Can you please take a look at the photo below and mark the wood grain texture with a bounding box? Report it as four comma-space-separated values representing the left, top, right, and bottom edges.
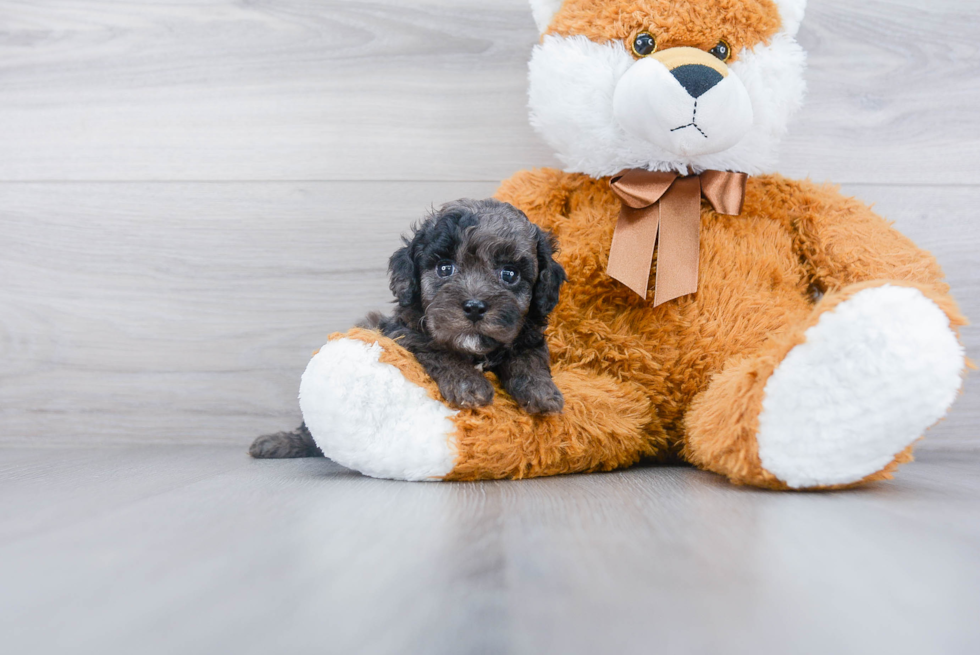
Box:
0, 0, 556, 182
0, 181, 499, 444
0, 0, 977, 183
1, 445, 979, 655
0, 182, 976, 447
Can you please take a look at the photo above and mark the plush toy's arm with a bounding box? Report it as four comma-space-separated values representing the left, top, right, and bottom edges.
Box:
780, 177, 949, 294
494, 168, 582, 231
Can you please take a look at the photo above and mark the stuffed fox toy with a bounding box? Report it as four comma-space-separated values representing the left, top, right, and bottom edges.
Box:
298, 0, 967, 489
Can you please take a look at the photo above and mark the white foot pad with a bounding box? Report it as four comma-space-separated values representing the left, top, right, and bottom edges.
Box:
299, 339, 458, 481
757, 285, 965, 489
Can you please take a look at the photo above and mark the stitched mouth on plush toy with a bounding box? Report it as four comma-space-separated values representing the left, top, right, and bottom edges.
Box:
670, 122, 708, 138
670, 100, 708, 139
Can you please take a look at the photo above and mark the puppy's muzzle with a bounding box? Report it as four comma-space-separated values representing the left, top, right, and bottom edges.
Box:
462, 299, 488, 322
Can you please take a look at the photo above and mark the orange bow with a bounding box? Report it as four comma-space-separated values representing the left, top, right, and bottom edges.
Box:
607, 169, 748, 306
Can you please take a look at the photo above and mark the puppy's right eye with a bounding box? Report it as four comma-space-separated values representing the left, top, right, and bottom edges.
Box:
499, 266, 520, 285
436, 260, 456, 278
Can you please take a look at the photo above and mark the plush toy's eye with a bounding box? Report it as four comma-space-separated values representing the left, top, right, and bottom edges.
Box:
632, 32, 657, 58
708, 40, 732, 62
499, 266, 520, 285
436, 260, 456, 278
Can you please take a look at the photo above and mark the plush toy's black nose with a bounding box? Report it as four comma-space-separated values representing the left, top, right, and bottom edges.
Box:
462, 299, 488, 322
671, 64, 724, 99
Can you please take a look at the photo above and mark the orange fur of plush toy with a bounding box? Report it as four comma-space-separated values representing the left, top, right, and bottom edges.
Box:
337, 327, 666, 481
547, 0, 782, 57
332, 172, 965, 488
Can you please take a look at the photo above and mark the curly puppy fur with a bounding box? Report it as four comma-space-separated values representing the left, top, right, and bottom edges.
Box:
249, 198, 567, 460
249, 423, 321, 459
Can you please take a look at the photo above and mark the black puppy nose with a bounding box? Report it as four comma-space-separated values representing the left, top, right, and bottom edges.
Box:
462, 299, 488, 322
671, 64, 723, 99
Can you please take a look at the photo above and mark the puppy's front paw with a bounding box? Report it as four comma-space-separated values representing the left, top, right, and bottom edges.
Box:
510, 378, 565, 415
437, 373, 495, 409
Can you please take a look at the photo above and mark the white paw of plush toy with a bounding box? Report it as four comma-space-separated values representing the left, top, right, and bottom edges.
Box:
300, 338, 457, 481
756, 285, 964, 489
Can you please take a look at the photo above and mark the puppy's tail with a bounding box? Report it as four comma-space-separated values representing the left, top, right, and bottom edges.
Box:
248, 423, 325, 459
355, 311, 385, 330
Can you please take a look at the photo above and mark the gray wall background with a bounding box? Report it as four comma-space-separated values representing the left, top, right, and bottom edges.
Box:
1, 0, 977, 447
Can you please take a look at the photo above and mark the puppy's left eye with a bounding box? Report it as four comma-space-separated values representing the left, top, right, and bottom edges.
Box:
499, 266, 520, 285
708, 40, 732, 62
436, 260, 456, 278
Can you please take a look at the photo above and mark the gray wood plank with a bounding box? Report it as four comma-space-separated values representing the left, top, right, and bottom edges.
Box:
0, 446, 250, 543
0, 0, 557, 182
0, 181, 499, 444
0, 181, 976, 447
0, 0, 977, 184
0, 445, 978, 655
785, 0, 980, 184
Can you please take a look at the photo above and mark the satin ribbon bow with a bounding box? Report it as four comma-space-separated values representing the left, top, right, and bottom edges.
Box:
607, 169, 748, 306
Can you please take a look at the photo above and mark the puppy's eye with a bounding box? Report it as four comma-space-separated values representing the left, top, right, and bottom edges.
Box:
499, 266, 520, 285
632, 32, 657, 58
436, 260, 456, 278
708, 40, 732, 62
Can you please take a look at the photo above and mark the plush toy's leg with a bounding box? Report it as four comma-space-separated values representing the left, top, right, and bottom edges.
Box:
684, 281, 967, 490
446, 364, 664, 481
300, 329, 665, 481
299, 329, 459, 481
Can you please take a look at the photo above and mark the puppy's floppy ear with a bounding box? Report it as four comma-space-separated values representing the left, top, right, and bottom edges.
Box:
388, 240, 419, 308
531, 225, 567, 319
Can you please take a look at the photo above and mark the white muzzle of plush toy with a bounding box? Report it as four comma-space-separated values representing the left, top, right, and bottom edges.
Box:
613, 47, 754, 158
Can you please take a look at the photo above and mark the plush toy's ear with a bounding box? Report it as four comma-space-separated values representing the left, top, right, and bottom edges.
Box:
531, 225, 568, 320
529, 0, 564, 34
388, 243, 419, 308
772, 0, 806, 37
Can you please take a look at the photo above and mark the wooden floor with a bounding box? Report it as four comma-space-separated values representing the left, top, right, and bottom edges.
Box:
2, 1, 979, 652
1, 445, 979, 655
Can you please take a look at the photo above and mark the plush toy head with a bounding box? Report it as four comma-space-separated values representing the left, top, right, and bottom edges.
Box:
528, 0, 807, 177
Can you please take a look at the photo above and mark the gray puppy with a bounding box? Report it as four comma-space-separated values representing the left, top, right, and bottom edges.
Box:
250, 198, 567, 460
